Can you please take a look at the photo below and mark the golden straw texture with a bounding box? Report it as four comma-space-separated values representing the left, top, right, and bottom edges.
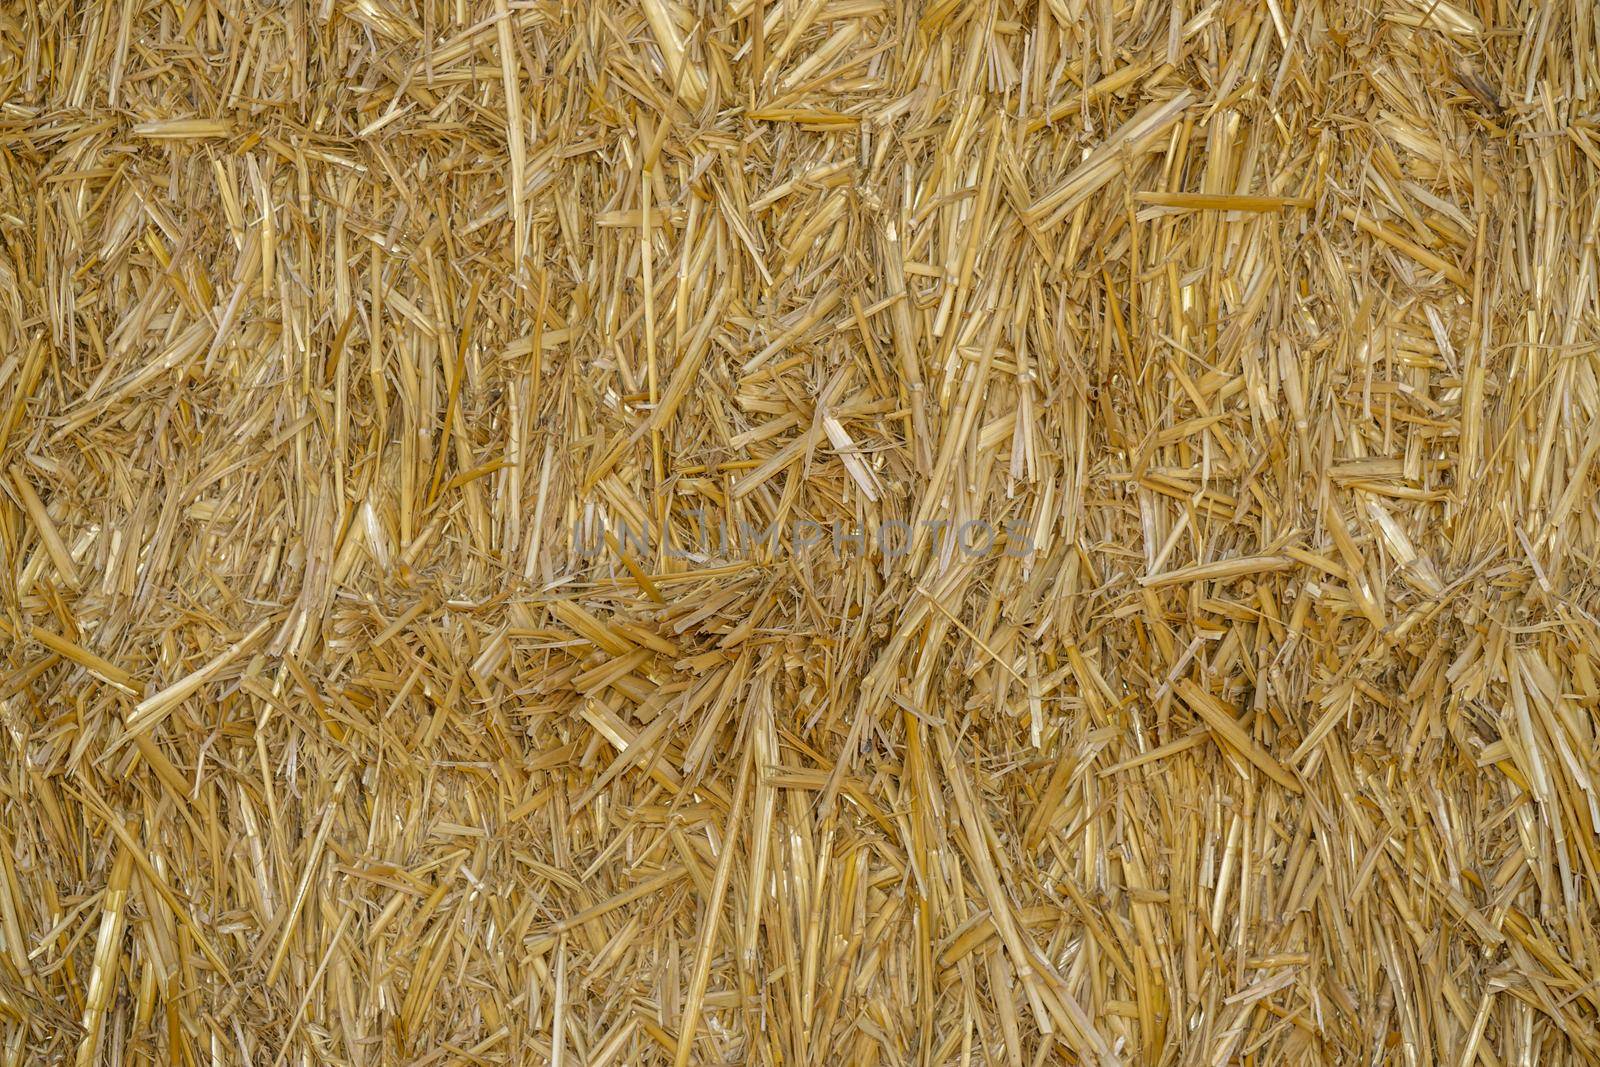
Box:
3, 0, 1600, 1064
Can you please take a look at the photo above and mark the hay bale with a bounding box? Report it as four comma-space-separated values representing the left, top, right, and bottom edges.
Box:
2, 0, 1598, 1063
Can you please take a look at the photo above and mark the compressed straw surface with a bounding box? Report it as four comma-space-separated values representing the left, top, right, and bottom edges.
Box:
3, 0, 1600, 1063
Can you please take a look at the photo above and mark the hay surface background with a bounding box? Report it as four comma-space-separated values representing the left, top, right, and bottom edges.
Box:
3, 0, 1600, 1063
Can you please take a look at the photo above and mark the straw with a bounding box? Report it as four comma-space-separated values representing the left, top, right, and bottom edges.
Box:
3, 0, 1600, 1063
